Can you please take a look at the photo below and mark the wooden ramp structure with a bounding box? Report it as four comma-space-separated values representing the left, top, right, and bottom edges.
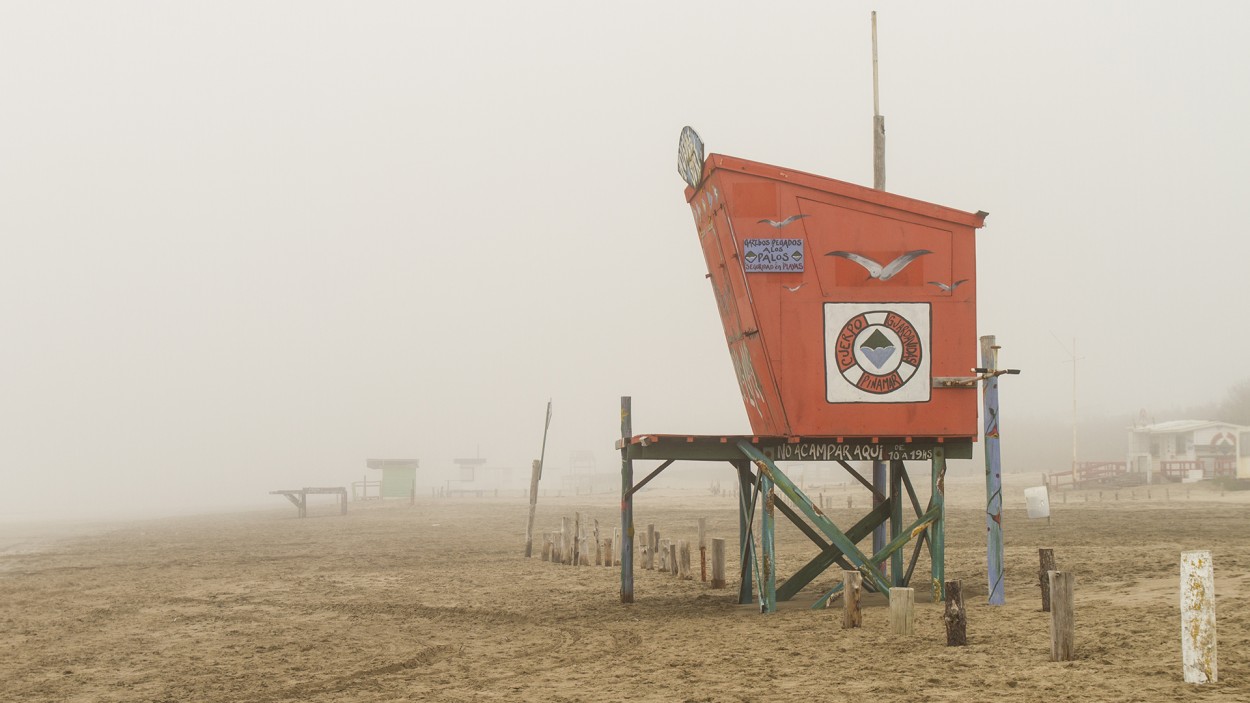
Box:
270, 487, 349, 518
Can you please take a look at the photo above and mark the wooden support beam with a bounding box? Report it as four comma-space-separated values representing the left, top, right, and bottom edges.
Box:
898, 464, 924, 518
736, 460, 757, 605
1049, 571, 1075, 661
737, 441, 892, 597
761, 474, 776, 613
835, 460, 885, 502
944, 580, 966, 646
929, 449, 946, 602
889, 460, 904, 586
624, 459, 676, 498
777, 500, 891, 601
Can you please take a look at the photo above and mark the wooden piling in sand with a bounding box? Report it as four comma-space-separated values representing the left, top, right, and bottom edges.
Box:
541, 533, 551, 561
670, 541, 679, 577
843, 571, 862, 629
573, 512, 581, 566
1180, 551, 1217, 684
561, 517, 571, 565
594, 520, 601, 566
1038, 548, 1056, 612
889, 587, 914, 636
944, 580, 966, 646
698, 518, 707, 582
646, 524, 655, 570
1049, 571, 1075, 661
711, 538, 726, 588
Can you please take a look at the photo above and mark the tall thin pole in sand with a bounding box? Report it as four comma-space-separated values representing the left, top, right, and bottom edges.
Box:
620, 396, 634, 603
523, 400, 552, 557
870, 10, 890, 568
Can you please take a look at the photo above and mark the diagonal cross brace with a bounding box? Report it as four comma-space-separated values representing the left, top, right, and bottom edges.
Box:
736, 441, 893, 597
811, 505, 941, 609
777, 499, 891, 601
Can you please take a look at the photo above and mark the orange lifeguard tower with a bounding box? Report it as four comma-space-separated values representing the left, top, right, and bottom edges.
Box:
617, 128, 991, 610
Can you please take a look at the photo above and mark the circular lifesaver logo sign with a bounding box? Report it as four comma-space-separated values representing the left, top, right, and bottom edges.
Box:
825, 303, 931, 403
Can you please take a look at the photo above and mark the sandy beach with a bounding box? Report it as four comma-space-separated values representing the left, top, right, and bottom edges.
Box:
1, 475, 1246, 702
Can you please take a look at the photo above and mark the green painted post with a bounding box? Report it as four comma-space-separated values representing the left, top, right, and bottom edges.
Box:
761, 473, 776, 613
620, 396, 634, 603
889, 459, 904, 586
736, 460, 756, 605
929, 448, 946, 601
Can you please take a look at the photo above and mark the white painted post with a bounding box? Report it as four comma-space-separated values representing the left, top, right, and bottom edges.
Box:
1180, 551, 1217, 684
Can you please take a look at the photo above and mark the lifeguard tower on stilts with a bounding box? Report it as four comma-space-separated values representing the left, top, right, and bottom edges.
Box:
618, 128, 989, 610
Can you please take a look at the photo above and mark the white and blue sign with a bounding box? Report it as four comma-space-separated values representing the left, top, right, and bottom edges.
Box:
744, 239, 804, 272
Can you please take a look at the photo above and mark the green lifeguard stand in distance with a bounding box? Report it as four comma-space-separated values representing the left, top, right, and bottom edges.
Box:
367, 458, 418, 498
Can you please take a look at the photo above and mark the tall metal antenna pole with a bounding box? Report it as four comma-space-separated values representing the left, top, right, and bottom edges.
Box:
872, 11, 885, 191
869, 10, 888, 570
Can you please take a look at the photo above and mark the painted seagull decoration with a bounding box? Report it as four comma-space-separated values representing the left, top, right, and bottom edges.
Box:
927, 279, 969, 292
758, 214, 809, 229
825, 250, 933, 281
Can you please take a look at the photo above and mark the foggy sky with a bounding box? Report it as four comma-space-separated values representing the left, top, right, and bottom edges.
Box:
3, 2, 1248, 520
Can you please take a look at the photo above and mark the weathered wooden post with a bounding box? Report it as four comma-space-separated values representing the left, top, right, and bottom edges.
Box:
646, 524, 656, 570
698, 518, 707, 582
679, 540, 692, 580
1180, 551, 1217, 684
524, 459, 542, 557
669, 542, 678, 577
842, 571, 862, 629
561, 517, 571, 565
620, 396, 634, 603
1038, 548, 1056, 612
710, 538, 726, 588
573, 512, 581, 566
1049, 571, 1075, 661
604, 538, 614, 567
944, 580, 966, 646
594, 519, 602, 566
889, 587, 915, 636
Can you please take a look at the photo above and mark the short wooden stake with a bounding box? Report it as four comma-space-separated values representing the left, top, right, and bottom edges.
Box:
1048, 571, 1075, 661
944, 580, 966, 646
594, 519, 602, 565
679, 540, 692, 580
698, 518, 708, 583
646, 524, 655, 570
541, 533, 551, 561
669, 542, 678, 576
1039, 548, 1056, 612
889, 587, 915, 636
842, 571, 862, 629
710, 538, 726, 588
1180, 551, 1217, 684
573, 512, 581, 566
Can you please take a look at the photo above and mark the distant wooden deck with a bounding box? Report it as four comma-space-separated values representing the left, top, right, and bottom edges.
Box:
270, 487, 348, 517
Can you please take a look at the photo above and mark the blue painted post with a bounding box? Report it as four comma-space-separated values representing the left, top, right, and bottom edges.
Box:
761, 473, 776, 613
981, 336, 1005, 605
620, 396, 634, 603
873, 459, 887, 573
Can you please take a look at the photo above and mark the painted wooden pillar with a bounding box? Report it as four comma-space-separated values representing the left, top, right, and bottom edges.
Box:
620, 396, 634, 603
761, 473, 776, 613
889, 459, 904, 587
929, 448, 946, 601
981, 335, 1005, 605
872, 459, 887, 571
736, 460, 756, 606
